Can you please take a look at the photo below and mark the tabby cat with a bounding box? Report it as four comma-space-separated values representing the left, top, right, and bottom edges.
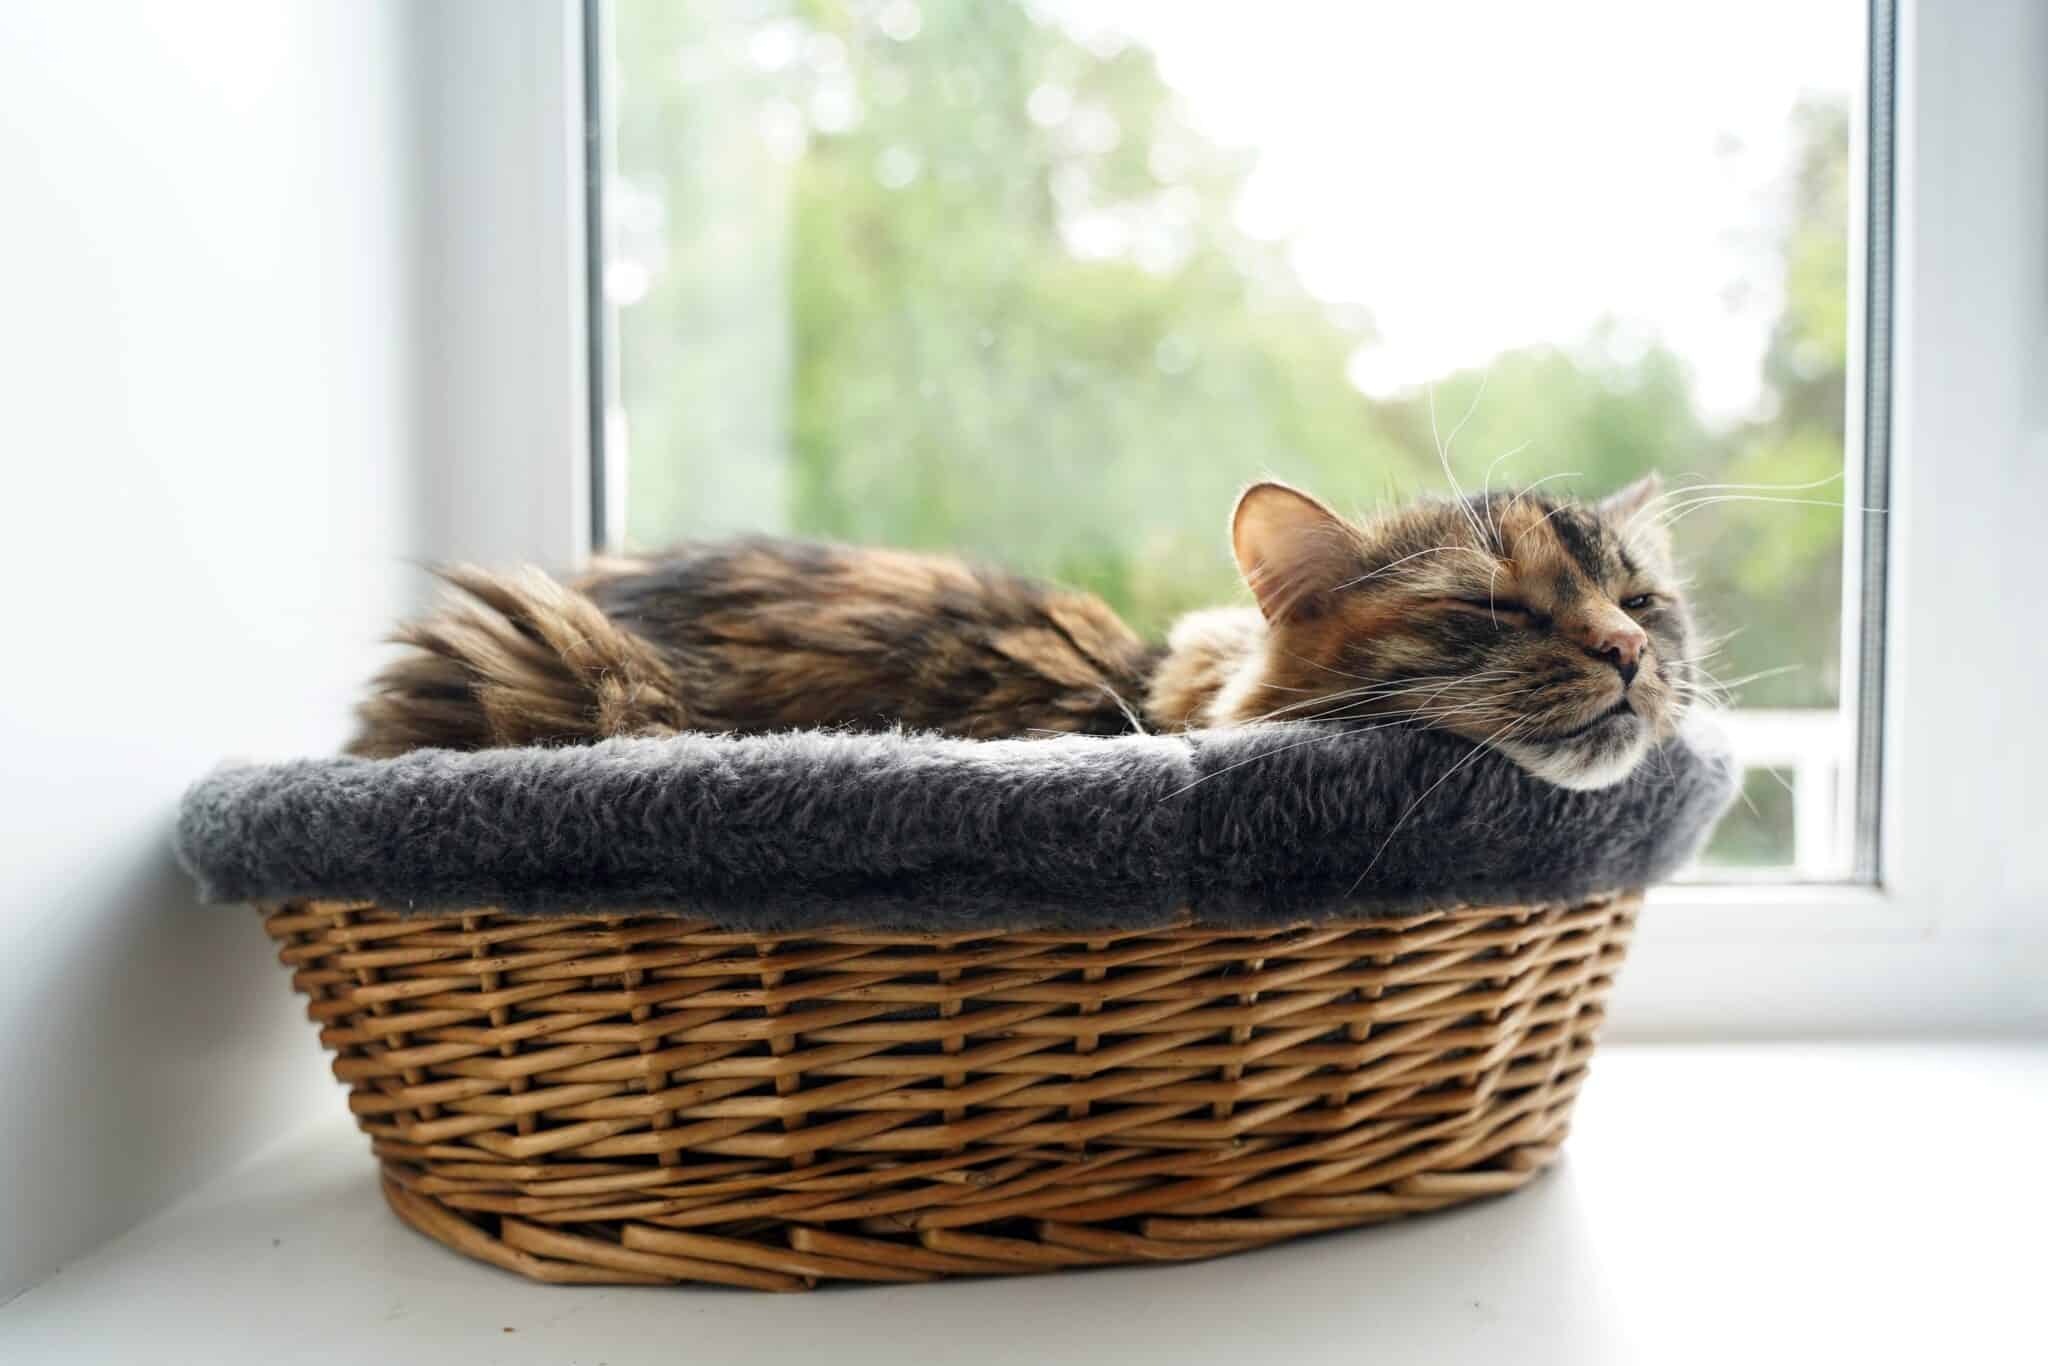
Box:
349, 477, 1693, 790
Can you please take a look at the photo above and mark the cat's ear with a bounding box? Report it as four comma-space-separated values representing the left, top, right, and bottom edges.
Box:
1599, 473, 1662, 523
1600, 473, 1672, 556
1230, 481, 1362, 622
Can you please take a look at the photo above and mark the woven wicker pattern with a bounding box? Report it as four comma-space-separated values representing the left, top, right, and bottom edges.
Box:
263, 894, 1636, 1290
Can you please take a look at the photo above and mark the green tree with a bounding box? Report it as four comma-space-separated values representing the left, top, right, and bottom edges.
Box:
616, 0, 1437, 630
1699, 97, 1852, 710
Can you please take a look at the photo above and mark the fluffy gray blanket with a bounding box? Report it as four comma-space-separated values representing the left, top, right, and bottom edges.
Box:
175, 722, 1735, 932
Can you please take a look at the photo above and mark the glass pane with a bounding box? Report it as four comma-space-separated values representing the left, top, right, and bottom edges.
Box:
603, 0, 1863, 880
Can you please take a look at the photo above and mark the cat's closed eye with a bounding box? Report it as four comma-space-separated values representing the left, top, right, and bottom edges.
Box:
1452, 597, 1552, 628
1620, 593, 1655, 611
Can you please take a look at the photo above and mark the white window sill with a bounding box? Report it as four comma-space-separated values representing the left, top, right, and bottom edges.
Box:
5, 1043, 2040, 1364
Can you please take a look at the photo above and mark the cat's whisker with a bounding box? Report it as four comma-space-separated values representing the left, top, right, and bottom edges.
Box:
1161, 679, 1547, 798
1731, 775, 1766, 823
1280, 651, 1509, 687
1332, 544, 1495, 592
1302, 680, 1545, 729
1646, 493, 1884, 534
1666, 656, 1800, 712
1306, 708, 1504, 732
1249, 682, 1485, 724
1427, 384, 1497, 552
1258, 671, 1523, 718
1302, 684, 1531, 716
1286, 670, 1518, 697
1302, 675, 1539, 711
1156, 711, 1483, 799
1682, 664, 1799, 692
1755, 766, 1798, 806
1663, 629, 1741, 665
1503, 471, 1585, 528
1319, 712, 1519, 735
1442, 371, 1492, 463
1253, 688, 1492, 726
1347, 715, 1539, 892
1478, 441, 1533, 543
1625, 471, 1845, 531
1646, 734, 1682, 785
1155, 732, 1350, 799
1095, 683, 1149, 735
1507, 491, 1586, 555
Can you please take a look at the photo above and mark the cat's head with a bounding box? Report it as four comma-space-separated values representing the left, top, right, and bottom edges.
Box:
1223, 477, 1694, 789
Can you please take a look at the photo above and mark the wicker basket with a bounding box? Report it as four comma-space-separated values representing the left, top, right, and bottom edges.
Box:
262, 891, 1635, 1290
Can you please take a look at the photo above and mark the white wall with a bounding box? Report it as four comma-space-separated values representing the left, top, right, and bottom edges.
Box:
0, 1, 424, 1299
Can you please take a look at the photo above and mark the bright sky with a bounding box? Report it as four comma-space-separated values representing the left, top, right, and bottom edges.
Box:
1042, 0, 1859, 420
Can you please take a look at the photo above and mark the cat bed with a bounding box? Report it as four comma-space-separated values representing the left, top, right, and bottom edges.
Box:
177, 721, 1734, 1290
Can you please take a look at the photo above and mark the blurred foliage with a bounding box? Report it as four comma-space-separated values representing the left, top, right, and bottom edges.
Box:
1705, 767, 1800, 869
613, 0, 1850, 710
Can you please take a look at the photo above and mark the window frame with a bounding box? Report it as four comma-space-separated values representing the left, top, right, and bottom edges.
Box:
1847, 0, 1895, 890
465, 0, 2048, 1033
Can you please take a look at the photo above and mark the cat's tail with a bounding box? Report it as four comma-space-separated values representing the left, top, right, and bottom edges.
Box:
345, 565, 688, 758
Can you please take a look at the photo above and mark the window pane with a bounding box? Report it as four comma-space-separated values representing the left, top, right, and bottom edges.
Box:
603, 0, 1863, 879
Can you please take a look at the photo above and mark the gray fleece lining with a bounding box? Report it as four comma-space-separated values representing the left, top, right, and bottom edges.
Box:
174, 721, 1736, 932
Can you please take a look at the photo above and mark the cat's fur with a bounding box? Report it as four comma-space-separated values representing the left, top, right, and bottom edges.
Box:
349, 478, 1693, 790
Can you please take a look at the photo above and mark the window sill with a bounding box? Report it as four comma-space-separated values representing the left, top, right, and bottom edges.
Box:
5, 1044, 2041, 1363
1645, 881, 1907, 939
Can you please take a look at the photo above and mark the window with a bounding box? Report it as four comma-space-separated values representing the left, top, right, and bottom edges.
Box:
592, 0, 1883, 882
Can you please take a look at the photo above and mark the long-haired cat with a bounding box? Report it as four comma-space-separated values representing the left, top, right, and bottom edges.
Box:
350, 477, 1693, 790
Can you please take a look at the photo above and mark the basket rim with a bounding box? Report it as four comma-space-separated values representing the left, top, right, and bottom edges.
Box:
179, 721, 1734, 933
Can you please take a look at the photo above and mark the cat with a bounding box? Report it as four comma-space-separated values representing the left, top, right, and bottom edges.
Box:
348, 476, 1694, 790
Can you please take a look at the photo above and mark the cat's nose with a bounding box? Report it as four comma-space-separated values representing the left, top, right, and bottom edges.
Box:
1574, 619, 1647, 685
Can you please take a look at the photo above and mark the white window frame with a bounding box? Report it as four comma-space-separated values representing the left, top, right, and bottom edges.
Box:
412, 0, 595, 571
439, 0, 2048, 1036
